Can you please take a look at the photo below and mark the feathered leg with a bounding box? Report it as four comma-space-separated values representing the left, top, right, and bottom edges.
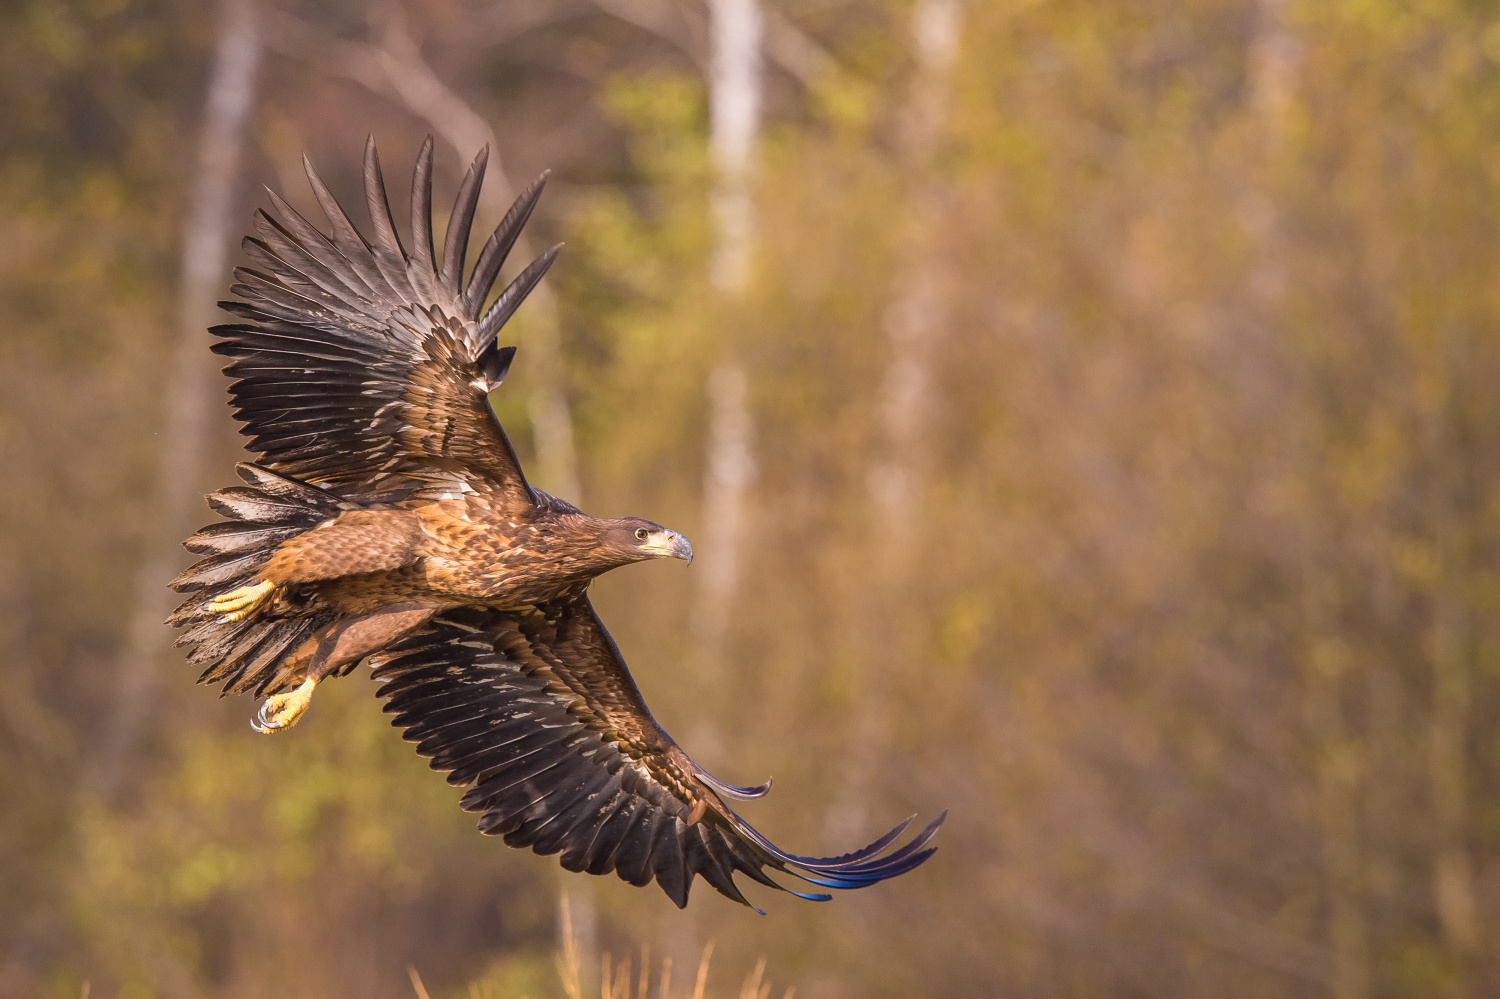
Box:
251, 602, 437, 733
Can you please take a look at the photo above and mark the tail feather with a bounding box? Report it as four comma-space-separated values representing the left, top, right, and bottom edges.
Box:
207, 488, 332, 524
235, 461, 345, 501
234, 617, 320, 684
171, 550, 277, 592
170, 463, 341, 696
210, 618, 317, 695
184, 521, 305, 556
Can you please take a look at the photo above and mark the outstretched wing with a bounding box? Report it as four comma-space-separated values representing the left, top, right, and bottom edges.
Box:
370, 601, 944, 908
213, 135, 557, 506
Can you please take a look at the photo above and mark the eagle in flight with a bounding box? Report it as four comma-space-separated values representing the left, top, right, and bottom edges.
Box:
168, 138, 943, 908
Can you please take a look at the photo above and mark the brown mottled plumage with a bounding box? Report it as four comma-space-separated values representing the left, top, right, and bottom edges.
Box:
167, 137, 943, 908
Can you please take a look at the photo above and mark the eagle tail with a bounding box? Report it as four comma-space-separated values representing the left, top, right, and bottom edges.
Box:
167, 463, 342, 696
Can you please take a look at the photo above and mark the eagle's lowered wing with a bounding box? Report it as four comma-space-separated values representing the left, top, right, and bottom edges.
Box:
370, 602, 944, 908
212, 136, 555, 507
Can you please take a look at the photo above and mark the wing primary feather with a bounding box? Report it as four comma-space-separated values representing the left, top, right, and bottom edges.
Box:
558, 787, 630, 872
783, 812, 943, 874
302, 153, 392, 301
815, 817, 946, 876
708, 828, 787, 892
510, 767, 615, 854
613, 810, 663, 888
461, 170, 550, 317
474, 244, 562, 345
531, 771, 624, 854
440, 145, 488, 294
580, 796, 646, 875
261, 190, 374, 303
785, 815, 919, 870
409, 136, 438, 287
779, 886, 836, 902
362, 137, 414, 297
684, 826, 755, 909
651, 819, 691, 907
240, 233, 376, 328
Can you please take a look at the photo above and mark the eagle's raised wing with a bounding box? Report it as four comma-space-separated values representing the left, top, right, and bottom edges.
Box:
212, 136, 555, 507
371, 602, 945, 908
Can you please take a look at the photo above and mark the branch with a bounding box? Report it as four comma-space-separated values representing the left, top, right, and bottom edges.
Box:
591, 0, 840, 87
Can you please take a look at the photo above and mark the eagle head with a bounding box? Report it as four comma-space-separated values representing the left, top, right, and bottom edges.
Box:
602, 517, 694, 565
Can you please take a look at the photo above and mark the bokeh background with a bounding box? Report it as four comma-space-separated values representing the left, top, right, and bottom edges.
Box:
5, 0, 1500, 996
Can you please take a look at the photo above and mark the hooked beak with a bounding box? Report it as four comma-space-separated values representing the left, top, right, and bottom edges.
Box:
641, 530, 694, 564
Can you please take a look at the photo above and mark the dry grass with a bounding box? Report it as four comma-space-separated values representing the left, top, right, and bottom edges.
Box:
546, 896, 790, 999
407, 896, 793, 999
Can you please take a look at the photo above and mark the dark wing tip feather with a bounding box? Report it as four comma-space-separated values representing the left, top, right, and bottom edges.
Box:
439, 144, 490, 294
362, 137, 417, 296
363, 137, 403, 253
726, 808, 946, 896
410, 136, 437, 279
473, 243, 562, 346
301, 152, 366, 253
461, 169, 552, 318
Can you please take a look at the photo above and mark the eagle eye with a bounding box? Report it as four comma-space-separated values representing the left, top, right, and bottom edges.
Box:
634, 527, 650, 541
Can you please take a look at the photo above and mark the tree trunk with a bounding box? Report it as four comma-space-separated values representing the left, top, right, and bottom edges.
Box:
89, 0, 263, 800
831, 0, 962, 843
867, 0, 960, 567
692, 0, 763, 665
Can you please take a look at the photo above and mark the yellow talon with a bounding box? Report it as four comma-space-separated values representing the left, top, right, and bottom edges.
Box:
252, 677, 318, 734
205, 579, 275, 621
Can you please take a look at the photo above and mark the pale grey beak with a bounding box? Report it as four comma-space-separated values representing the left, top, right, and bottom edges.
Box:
639, 530, 694, 564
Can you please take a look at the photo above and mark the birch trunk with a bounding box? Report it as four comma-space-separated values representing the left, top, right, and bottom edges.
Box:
89, 0, 262, 799
692, 0, 763, 663
833, 0, 961, 839
867, 0, 960, 567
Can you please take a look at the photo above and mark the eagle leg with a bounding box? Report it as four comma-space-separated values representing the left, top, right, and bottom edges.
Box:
250, 602, 437, 734
252, 676, 318, 733
205, 579, 276, 622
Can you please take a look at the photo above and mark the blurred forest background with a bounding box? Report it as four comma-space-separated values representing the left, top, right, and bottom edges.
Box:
4, 0, 1500, 996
